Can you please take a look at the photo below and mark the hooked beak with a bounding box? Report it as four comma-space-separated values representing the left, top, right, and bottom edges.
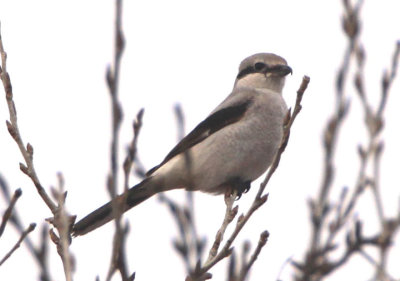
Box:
279, 65, 293, 76
265, 65, 293, 77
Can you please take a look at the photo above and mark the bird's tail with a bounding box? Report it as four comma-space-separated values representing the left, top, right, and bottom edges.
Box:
72, 178, 157, 236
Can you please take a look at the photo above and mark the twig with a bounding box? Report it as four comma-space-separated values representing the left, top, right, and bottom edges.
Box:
302, 2, 360, 274
313, 0, 362, 220
108, 109, 143, 281
377, 41, 400, 117
0, 24, 57, 213
0, 175, 52, 281
352, 40, 400, 280
1, 22, 74, 280
123, 109, 144, 191
174, 103, 186, 140
159, 193, 206, 274
104, 1, 135, 280
0, 223, 36, 266
359, 249, 397, 281
47, 174, 74, 281
276, 257, 293, 281
0, 188, 22, 237
226, 241, 250, 281
205, 190, 238, 265
105, 0, 125, 240
106, 0, 125, 199
257, 75, 309, 198
294, 2, 400, 280
293, 2, 361, 279
160, 104, 206, 274
105, 0, 125, 218
238, 230, 270, 281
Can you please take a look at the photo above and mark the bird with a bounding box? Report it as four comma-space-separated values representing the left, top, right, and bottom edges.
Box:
72, 53, 292, 236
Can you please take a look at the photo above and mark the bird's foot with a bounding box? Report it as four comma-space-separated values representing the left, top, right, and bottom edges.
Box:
228, 177, 251, 200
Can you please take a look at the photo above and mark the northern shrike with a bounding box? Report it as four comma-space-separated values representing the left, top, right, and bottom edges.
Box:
73, 53, 292, 236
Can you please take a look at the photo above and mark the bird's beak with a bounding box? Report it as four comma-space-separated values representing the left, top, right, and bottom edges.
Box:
265, 65, 293, 77
280, 65, 293, 76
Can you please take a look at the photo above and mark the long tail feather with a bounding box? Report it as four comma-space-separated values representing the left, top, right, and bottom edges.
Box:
73, 178, 156, 236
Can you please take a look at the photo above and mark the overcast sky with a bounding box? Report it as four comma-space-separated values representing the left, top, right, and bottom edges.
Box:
0, 1, 399, 280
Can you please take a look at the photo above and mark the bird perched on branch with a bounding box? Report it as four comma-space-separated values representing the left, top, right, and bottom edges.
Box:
73, 53, 292, 236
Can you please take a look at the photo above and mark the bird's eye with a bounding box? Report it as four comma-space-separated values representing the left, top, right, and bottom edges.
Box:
254, 62, 266, 71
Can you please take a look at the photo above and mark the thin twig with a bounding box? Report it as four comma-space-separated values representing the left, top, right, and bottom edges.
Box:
104, 1, 135, 280
106, 0, 125, 241
205, 190, 238, 265
0, 23, 56, 213
0, 188, 22, 237
1, 22, 74, 280
359, 249, 396, 281
0, 223, 36, 266
294, 2, 400, 280
106, 0, 125, 199
299, 3, 361, 274
294, 2, 361, 279
160, 193, 205, 274
352, 41, 400, 280
377, 41, 400, 117
238, 230, 269, 281
0, 175, 52, 281
53, 174, 74, 281
159, 104, 206, 275
123, 109, 144, 191
257, 76, 309, 198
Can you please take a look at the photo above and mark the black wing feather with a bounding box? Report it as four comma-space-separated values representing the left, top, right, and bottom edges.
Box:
146, 99, 253, 176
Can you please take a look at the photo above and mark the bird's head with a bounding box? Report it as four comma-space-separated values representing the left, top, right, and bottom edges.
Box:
234, 53, 292, 93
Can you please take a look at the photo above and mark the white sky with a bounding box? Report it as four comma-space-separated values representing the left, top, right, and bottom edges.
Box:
0, 0, 399, 280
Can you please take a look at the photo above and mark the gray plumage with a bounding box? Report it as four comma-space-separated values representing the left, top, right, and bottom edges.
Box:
73, 53, 291, 236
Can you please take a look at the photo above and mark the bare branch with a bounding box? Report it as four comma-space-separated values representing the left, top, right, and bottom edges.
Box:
1, 22, 76, 280
0, 175, 52, 281
0, 188, 21, 237
378, 41, 400, 117
205, 190, 238, 265
294, 2, 400, 280
160, 105, 206, 275
47, 174, 75, 281
104, 1, 135, 280
0, 23, 56, 213
257, 75, 310, 198
0, 223, 36, 266
123, 109, 144, 191
238, 230, 269, 281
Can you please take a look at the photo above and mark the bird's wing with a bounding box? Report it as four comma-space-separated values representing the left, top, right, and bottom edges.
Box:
146, 98, 253, 176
